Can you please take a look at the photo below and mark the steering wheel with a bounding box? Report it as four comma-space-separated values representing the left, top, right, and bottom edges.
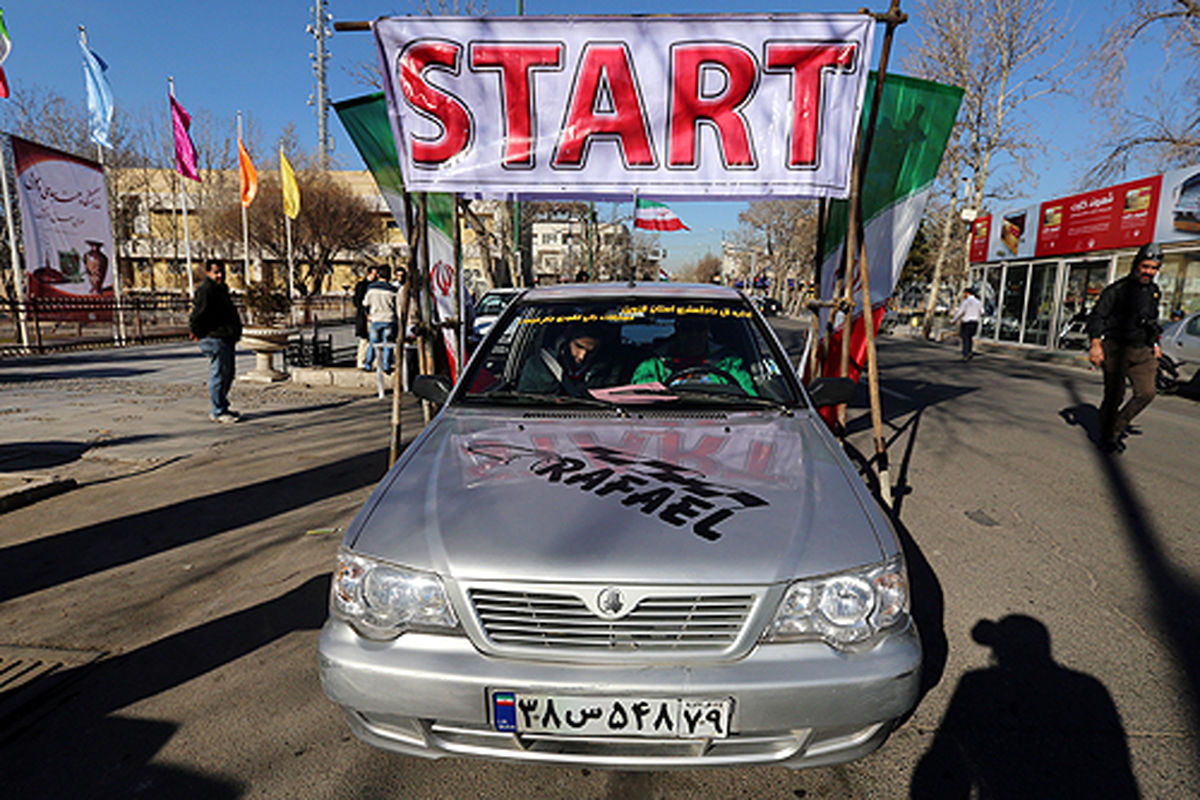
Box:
664, 365, 745, 393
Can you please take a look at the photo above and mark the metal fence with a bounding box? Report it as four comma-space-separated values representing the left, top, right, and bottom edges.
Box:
0, 294, 354, 358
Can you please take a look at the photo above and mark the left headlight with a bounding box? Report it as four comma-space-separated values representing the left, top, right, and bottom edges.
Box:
331, 549, 459, 640
763, 558, 910, 650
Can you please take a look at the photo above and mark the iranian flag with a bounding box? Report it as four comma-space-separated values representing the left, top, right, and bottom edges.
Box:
635, 198, 688, 231
0, 9, 12, 99
811, 73, 962, 424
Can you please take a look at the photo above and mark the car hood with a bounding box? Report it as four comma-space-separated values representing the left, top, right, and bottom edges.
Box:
348, 409, 891, 585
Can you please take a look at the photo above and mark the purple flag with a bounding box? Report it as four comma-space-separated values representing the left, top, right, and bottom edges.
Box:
170, 95, 199, 182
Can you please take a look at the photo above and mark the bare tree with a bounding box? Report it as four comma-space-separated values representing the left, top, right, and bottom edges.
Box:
679, 252, 722, 284
1088, 0, 1200, 181
905, 0, 1076, 336
736, 199, 818, 310
207, 165, 377, 296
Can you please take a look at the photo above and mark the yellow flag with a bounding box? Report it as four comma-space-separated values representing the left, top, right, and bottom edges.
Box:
280, 148, 300, 219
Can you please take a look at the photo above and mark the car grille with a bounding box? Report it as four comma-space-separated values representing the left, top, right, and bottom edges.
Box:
467, 587, 755, 652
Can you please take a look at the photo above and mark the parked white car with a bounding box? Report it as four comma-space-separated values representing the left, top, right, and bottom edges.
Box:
1158, 309, 1200, 393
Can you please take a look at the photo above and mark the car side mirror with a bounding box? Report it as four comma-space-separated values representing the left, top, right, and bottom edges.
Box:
806, 377, 857, 407
412, 374, 451, 405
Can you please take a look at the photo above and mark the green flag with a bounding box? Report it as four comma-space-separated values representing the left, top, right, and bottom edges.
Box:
334, 92, 410, 237
820, 72, 963, 308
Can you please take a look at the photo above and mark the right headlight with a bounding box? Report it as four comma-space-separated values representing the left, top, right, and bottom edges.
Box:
763, 558, 910, 650
331, 549, 459, 641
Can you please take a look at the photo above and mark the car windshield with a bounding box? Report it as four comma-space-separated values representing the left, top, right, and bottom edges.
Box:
477, 291, 516, 316
460, 294, 799, 407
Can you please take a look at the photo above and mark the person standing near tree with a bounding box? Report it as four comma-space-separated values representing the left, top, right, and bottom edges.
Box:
189, 261, 243, 423
363, 265, 398, 374
950, 287, 984, 361
1087, 242, 1164, 454
352, 264, 378, 369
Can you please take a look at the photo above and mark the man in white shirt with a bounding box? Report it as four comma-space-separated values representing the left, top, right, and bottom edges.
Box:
951, 287, 985, 361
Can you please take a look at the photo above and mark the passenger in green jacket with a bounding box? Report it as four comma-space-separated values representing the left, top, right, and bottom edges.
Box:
632, 315, 757, 396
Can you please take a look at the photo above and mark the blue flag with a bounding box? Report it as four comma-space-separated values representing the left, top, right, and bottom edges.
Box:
79, 31, 112, 149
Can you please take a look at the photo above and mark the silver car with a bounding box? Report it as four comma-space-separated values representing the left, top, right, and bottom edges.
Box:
319, 283, 920, 769
1158, 309, 1200, 393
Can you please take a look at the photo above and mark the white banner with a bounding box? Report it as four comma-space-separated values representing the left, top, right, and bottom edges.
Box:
12, 136, 115, 299
374, 15, 875, 200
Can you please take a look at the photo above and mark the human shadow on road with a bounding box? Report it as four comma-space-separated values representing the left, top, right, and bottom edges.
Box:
1062, 379, 1200, 768
910, 615, 1138, 799
0, 575, 329, 798
0, 447, 386, 603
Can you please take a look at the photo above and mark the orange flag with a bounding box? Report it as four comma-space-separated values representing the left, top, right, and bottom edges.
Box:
238, 137, 258, 207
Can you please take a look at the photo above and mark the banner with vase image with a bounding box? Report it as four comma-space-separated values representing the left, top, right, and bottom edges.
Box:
12, 135, 115, 307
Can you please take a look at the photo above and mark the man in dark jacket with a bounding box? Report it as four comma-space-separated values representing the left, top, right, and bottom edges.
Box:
1087, 242, 1163, 453
189, 261, 243, 423
352, 264, 378, 368
518, 323, 617, 397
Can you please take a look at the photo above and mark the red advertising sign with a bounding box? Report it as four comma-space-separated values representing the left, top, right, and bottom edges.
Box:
969, 215, 991, 263
1035, 175, 1162, 257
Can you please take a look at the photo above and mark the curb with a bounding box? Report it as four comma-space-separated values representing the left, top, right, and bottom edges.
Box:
0, 475, 79, 514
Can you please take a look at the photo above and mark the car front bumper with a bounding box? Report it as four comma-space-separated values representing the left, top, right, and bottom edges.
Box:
318, 619, 921, 770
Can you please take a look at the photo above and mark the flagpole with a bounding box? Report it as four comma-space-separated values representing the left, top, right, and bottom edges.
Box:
238, 110, 250, 289
452, 193, 464, 376
82, 24, 124, 345
169, 78, 195, 299
285, 214, 294, 301
0, 135, 28, 348
630, 188, 638, 283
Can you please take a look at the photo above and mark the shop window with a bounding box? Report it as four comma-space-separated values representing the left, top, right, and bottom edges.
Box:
1023, 263, 1055, 346
980, 267, 1001, 339
999, 264, 1027, 342
1057, 260, 1108, 350
1158, 250, 1200, 317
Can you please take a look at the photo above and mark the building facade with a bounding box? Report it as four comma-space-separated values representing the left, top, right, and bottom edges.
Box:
967, 165, 1200, 351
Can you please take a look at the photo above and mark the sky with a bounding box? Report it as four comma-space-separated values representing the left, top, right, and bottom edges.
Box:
1, 0, 1183, 271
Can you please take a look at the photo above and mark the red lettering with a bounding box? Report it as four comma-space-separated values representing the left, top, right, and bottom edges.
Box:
398, 40, 472, 166
471, 43, 563, 168
553, 43, 655, 169
668, 44, 758, 168
764, 43, 857, 168
660, 433, 725, 476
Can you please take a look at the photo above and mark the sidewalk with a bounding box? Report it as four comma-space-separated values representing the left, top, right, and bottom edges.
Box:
0, 335, 426, 512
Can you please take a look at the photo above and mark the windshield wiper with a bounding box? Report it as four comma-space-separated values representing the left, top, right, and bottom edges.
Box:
466, 390, 629, 415
663, 387, 792, 412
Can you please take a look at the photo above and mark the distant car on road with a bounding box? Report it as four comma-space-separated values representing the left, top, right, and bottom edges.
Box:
754, 295, 783, 316
1158, 309, 1200, 393
473, 288, 521, 341
319, 282, 919, 771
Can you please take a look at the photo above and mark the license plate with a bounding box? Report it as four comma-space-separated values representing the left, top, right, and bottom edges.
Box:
490, 692, 731, 738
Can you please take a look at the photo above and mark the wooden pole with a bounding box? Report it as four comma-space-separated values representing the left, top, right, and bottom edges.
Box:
418, 192, 435, 424
390, 279, 411, 467
0, 135, 29, 348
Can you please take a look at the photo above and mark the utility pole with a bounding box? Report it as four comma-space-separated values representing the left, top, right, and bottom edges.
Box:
308, 0, 333, 168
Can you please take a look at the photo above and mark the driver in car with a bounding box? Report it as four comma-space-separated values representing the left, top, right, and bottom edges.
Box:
518, 322, 618, 397
631, 315, 757, 395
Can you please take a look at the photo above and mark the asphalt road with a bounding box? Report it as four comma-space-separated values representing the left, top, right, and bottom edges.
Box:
0, 325, 1197, 798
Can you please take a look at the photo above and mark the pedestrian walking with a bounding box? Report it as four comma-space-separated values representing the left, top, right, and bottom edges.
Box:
352, 264, 378, 369
951, 287, 984, 361
1087, 242, 1164, 453
363, 265, 398, 373
189, 261, 243, 423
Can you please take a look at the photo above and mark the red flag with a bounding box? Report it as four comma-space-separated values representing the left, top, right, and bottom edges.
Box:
238, 137, 257, 207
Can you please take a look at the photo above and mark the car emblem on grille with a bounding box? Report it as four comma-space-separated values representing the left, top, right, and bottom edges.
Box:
596, 587, 627, 619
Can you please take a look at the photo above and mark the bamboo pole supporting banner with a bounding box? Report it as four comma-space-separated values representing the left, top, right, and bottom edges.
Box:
0, 136, 29, 348
390, 279, 411, 467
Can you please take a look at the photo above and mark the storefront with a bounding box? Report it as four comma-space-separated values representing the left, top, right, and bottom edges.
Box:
968, 165, 1200, 352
